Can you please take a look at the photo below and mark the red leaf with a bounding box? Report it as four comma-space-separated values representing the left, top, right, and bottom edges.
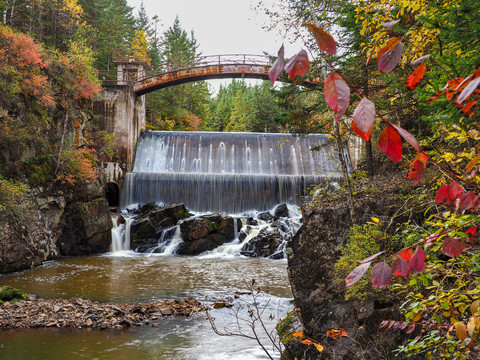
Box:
409, 247, 426, 273
345, 262, 371, 287
391, 124, 421, 152
457, 75, 480, 104
398, 248, 414, 262
378, 38, 403, 73
382, 19, 401, 29
284, 49, 310, 81
406, 62, 427, 90
406, 323, 416, 334
324, 72, 350, 121
435, 182, 465, 209
359, 251, 385, 264
352, 97, 376, 141
351, 120, 371, 141
269, 44, 285, 85
407, 152, 428, 184
442, 237, 462, 257
410, 55, 430, 67
426, 88, 446, 104
379, 320, 390, 328
457, 192, 480, 212
466, 226, 479, 243
371, 261, 392, 289
378, 125, 402, 162
304, 24, 337, 55
392, 257, 411, 277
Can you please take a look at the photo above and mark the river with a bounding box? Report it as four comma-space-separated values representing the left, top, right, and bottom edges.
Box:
0, 253, 292, 359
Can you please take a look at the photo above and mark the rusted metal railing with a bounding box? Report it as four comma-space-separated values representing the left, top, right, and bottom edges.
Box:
98, 54, 273, 87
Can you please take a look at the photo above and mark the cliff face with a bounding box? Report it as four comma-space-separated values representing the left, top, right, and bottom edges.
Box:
286, 175, 418, 359
0, 98, 113, 274
0, 182, 112, 274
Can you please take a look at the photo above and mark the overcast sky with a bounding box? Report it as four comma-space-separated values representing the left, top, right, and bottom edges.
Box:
127, 0, 294, 55
126, 0, 304, 91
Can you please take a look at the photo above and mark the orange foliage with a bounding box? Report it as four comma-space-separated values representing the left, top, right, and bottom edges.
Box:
0, 25, 54, 107
56, 148, 98, 186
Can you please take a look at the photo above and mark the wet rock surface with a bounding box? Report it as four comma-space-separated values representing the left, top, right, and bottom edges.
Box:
177, 213, 241, 255
240, 227, 286, 259
130, 203, 191, 251
0, 296, 206, 329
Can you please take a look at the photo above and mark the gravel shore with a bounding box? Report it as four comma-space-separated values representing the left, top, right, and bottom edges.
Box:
0, 295, 206, 329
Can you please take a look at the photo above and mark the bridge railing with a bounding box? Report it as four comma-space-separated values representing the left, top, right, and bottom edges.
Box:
139, 54, 273, 81
97, 54, 274, 87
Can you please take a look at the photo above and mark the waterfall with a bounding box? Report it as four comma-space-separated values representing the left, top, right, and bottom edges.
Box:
121, 131, 346, 213
110, 217, 133, 252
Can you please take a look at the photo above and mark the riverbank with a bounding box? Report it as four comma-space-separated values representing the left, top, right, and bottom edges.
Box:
0, 295, 206, 329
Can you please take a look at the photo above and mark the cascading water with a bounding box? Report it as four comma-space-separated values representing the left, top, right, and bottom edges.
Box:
121, 131, 346, 213
110, 217, 133, 252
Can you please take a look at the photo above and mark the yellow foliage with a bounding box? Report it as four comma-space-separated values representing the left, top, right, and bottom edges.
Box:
355, 0, 441, 63
131, 30, 150, 64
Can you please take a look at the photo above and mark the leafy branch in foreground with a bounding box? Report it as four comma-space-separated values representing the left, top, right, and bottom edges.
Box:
267, 5, 480, 356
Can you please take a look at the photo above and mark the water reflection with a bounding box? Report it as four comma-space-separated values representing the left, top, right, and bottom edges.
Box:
0, 255, 292, 359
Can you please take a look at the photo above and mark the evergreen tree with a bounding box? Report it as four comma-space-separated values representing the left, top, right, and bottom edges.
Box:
146, 16, 210, 131
85, 0, 135, 69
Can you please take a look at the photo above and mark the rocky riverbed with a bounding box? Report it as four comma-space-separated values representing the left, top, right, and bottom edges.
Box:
0, 295, 206, 329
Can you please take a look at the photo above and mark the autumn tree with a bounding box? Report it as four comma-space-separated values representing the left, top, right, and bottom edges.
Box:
262, 0, 480, 357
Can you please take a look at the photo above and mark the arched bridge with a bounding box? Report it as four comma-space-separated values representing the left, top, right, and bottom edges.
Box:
110, 54, 321, 95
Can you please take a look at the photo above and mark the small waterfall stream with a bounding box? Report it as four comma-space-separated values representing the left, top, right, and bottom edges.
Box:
110, 217, 133, 252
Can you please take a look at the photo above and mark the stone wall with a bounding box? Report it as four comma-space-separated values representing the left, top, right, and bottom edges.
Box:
93, 85, 145, 189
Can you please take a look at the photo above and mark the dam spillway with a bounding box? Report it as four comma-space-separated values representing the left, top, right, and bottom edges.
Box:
120, 131, 346, 213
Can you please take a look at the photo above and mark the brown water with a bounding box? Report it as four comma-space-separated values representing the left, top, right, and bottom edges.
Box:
0, 254, 292, 359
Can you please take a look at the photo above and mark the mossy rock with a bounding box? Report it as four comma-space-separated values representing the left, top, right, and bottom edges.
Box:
0, 286, 27, 304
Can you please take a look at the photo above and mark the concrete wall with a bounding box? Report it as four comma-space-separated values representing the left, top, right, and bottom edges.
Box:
93, 85, 145, 191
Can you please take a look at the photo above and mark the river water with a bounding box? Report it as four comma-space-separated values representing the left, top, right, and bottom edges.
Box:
0, 253, 293, 359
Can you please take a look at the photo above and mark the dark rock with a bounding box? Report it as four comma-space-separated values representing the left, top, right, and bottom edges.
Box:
177, 213, 237, 255
58, 197, 112, 256
240, 227, 285, 258
287, 195, 411, 359
273, 203, 289, 218
130, 203, 191, 252
246, 217, 258, 226
257, 211, 274, 222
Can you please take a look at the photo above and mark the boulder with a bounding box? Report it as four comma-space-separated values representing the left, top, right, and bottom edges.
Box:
287, 189, 416, 359
273, 203, 289, 218
58, 197, 112, 255
240, 227, 285, 258
130, 203, 191, 251
257, 211, 274, 222
177, 213, 241, 255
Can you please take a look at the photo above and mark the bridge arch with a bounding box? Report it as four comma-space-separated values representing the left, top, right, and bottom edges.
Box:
129, 54, 320, 95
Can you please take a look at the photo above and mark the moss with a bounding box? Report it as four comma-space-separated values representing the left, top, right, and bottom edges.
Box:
0, 286, 28, 304
334, 224, 400, 301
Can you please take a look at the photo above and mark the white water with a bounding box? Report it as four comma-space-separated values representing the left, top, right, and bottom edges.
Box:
110, 217, 133, 252
110, 205, 302, 259
121, 131, 346, 212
